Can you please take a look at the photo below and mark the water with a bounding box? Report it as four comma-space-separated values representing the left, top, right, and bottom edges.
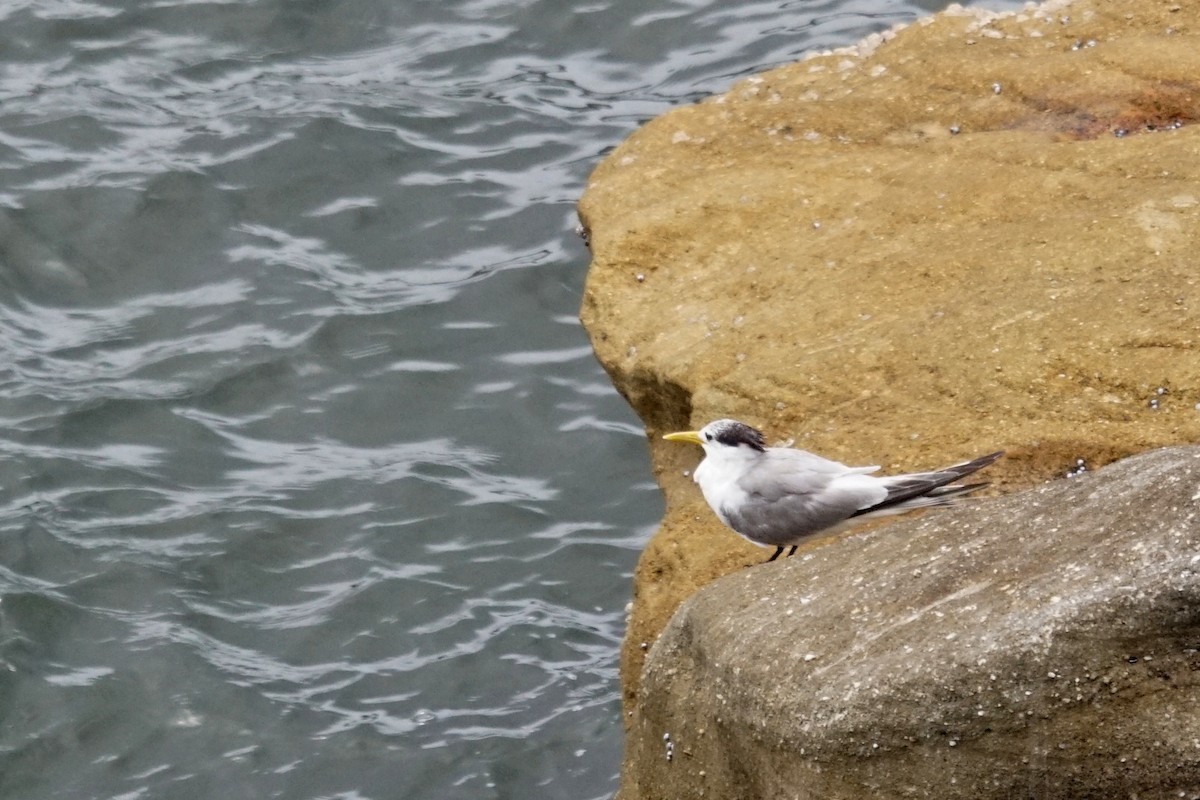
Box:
0, 1, 1016, 798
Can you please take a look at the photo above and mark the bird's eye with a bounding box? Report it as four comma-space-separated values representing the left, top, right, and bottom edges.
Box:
704, 432, 713, 441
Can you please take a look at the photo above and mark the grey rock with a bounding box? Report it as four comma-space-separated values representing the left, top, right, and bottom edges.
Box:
621, 446, 1200, 800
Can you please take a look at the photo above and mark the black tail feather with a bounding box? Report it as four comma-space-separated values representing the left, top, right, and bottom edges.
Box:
850, 451, 1003, 518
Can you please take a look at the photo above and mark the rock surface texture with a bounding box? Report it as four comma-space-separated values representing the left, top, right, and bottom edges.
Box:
577, 0, 1200, 797
629, 447, 1200, 800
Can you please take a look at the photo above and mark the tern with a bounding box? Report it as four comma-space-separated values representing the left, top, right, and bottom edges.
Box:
664, 419, 1002, 562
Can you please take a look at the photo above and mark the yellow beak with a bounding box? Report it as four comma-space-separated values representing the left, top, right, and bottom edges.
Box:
663, 430, 704, 446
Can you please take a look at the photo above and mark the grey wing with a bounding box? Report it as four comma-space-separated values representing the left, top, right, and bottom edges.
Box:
723, 450, 886, 546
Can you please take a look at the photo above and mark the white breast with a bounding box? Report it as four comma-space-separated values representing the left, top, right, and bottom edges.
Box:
693, 448, 754, 530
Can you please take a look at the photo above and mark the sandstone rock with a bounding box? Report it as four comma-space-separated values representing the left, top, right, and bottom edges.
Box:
577, 0, 1200, 737
624, 446, 1200, 800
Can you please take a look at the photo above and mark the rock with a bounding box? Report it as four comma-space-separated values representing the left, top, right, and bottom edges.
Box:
577, 0, 1200, 746
623, 446, 1200, 800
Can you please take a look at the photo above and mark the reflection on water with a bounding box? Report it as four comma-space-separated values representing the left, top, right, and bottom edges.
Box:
0, 0, 1015, 798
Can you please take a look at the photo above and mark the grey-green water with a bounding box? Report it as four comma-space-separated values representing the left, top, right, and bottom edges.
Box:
0, 1, 1015, 797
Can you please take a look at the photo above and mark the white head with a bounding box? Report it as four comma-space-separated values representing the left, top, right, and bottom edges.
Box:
663, 418, 767, 457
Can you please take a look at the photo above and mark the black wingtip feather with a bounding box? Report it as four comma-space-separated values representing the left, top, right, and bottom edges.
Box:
851, 450, 1002, 517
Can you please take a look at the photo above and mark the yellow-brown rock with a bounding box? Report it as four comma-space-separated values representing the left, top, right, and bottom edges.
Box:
578, 0, 1200, 795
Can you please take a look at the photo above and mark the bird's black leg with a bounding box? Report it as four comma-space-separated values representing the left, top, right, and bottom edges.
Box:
766, 546, 784, 562
787, 545, 798, 557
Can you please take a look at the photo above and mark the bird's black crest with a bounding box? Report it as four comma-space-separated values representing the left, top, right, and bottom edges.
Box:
711, 420, 766, 452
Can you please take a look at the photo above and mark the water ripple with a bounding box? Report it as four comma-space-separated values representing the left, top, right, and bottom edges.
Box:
0, 1, 1015, 798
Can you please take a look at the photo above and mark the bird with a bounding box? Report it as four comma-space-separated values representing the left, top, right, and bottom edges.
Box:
663, 419, 1002, 563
